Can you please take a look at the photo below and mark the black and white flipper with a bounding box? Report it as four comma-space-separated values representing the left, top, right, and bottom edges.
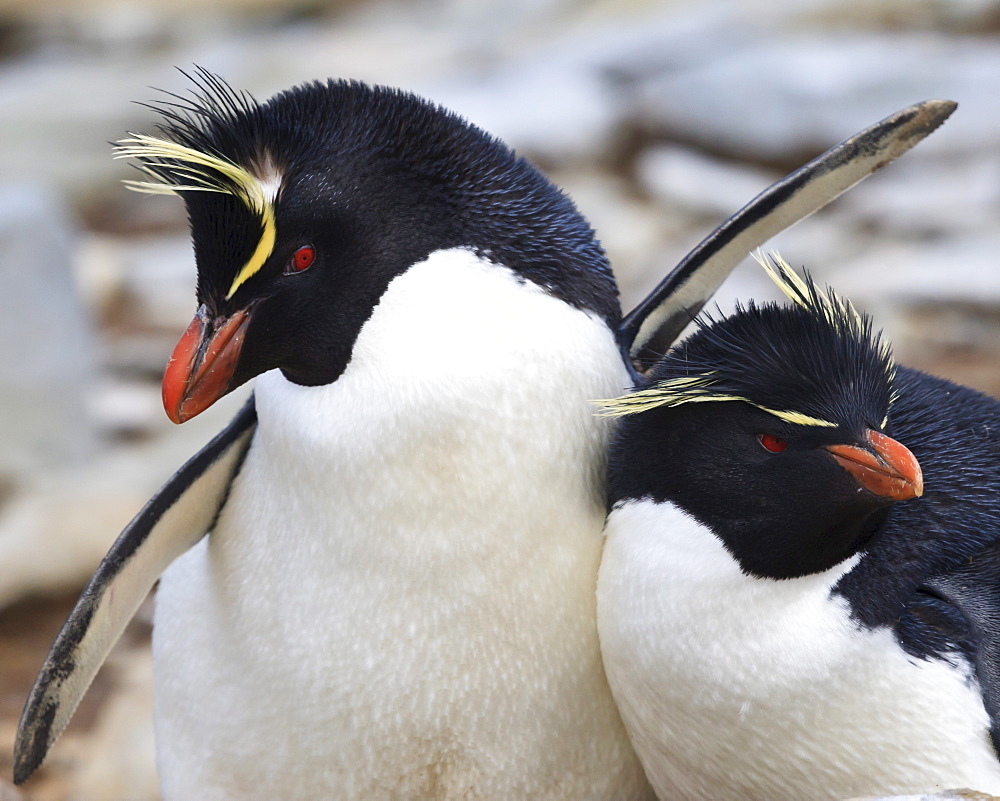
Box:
13, 397, 257, 784
619, 99, 956, 373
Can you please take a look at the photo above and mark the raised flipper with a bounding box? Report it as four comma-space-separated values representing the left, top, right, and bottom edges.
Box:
13, 396, 257, 784
619, 99, 956, 374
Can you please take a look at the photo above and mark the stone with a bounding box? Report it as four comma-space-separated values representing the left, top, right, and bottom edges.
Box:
832, 234, 1000, 308
633, 32, 1000, 165
835, 153, 1000, 236
846, 789, 1000, 800
0, 183, 98, 475
638, 144, 782, 220
108, 234, 198, 333
0, 382, 250, 610
69, 649, 157, 801
418, 54, 619, 167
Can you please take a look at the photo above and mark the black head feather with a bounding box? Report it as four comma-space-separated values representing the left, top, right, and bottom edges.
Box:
117, 69, 619, 391
651, 289, 895, 431
118, 68, 618, 325
607, 257, 905, 579
606, 256, 895, 435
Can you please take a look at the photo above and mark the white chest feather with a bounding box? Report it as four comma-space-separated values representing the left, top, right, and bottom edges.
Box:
598, 499, 1000, 801
152, 249, 652, 801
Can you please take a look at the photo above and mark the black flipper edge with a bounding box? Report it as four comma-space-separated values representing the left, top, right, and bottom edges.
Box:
619, 99, 957, 374
13, 396, 257, 784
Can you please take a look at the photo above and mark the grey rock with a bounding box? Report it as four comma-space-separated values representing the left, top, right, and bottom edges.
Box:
70, 649, 157, 801
792, 0, 1000, 32
633, 32, 1000, 164
638, 144, 781, 218
0, 467, 143, 609
833, 234, 1000, 307
114, 234, 198, 333
0, 383, 250, 610
0, 183, 98, 473
417, 59, 619, 166
86, 377, 167, 441
836, 154, 1000, 236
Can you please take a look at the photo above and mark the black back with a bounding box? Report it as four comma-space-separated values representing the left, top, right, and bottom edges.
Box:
835, 367, 1000, 748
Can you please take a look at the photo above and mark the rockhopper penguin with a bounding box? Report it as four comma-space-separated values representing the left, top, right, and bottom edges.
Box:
126, 73, 654, 800
598, 253, 1000, 800
50, 71, 653, 799
11, 71, 956, 800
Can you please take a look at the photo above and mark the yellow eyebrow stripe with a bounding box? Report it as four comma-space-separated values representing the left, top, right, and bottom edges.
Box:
595, 388, 837, 428
114, 133, 279, 300
115, 135, 265, 202
758, 406, 836, 427
226, 201, 277, 299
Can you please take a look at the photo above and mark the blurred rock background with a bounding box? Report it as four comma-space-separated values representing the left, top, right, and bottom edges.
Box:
0, 0, 998, 798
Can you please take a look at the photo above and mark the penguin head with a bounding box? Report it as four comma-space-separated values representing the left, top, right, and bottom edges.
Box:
117, 69, 618, 423
604, 254, 923, 580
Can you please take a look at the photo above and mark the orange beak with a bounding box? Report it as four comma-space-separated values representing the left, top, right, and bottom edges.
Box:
825, 430, 923, 502
162, 304, 251, 424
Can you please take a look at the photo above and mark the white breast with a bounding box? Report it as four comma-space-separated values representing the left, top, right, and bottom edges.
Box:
152, 248, 652, 801
598, 498, 1000, 801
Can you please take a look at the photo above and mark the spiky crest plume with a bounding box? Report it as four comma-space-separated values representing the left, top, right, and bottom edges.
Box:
113, 68, 276, 299
600, 252, 896, 431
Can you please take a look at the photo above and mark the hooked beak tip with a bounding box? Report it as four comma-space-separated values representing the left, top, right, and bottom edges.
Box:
826, 430, 923, 502
162, 306, 251, 424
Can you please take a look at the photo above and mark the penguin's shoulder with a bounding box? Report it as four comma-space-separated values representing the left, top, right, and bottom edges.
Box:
911, 543, 1000, 755
892, 365, 1000, 466
891, 367, 1000, 582
834, 366, 1000, 748
885, 366, 1000, 572
836, 367, 1000, 624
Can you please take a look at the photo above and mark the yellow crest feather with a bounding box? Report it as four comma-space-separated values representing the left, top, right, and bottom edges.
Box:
598, 251, 893, 427
596, 382, 836, 427
114, 134, 277, 299
754, 250, 864, 334
755, 249, 897, 396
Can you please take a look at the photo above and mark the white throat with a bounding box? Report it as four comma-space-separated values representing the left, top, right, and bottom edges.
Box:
248, 246, 628, 575
153, 247, 648, 800
598, 499, 1000, 800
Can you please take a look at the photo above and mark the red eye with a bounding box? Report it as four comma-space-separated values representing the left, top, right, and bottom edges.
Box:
290, 245, 315, 272
758, 434, 788, 453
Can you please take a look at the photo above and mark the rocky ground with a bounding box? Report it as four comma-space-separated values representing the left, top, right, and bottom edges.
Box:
1, 0, 999, 798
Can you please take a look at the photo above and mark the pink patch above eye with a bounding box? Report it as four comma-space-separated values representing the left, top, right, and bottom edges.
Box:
292, 246, 315, 272
758, 434, 788, 453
